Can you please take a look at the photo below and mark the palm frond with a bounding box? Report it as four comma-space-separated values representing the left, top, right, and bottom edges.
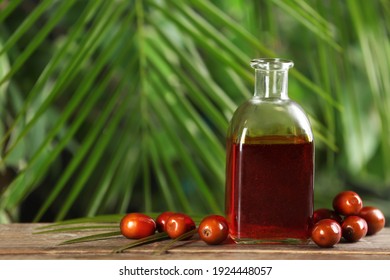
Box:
0, 0, 389, 222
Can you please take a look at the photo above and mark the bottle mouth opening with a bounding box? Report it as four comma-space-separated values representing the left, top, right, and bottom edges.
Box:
250, 58, 294, 71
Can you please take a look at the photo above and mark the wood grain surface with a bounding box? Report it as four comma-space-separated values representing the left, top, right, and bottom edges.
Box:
0, 224, 389, 260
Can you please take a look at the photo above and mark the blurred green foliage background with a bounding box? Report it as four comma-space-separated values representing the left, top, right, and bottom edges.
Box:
0, 0, 389, 223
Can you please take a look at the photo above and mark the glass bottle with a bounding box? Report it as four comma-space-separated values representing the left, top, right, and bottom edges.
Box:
225, 58, 314, 244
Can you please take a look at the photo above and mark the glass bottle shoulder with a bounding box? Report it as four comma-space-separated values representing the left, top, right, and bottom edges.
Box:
227, 97, 313, 143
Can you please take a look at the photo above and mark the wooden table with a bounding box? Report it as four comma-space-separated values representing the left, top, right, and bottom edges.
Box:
0, 224, 389, 260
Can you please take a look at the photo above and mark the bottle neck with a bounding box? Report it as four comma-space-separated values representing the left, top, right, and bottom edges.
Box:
254, 69, 289, 99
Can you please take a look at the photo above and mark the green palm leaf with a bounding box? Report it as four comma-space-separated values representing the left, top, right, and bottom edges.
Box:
0, 0, 389, 223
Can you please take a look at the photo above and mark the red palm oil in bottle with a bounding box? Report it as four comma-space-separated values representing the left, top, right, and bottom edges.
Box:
225, 59, 314, 244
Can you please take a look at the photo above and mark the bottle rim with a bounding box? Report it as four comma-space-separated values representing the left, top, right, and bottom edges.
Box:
250, 58, 294, 71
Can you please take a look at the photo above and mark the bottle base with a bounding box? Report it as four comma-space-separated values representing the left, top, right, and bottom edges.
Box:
231, 236, 310, 245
